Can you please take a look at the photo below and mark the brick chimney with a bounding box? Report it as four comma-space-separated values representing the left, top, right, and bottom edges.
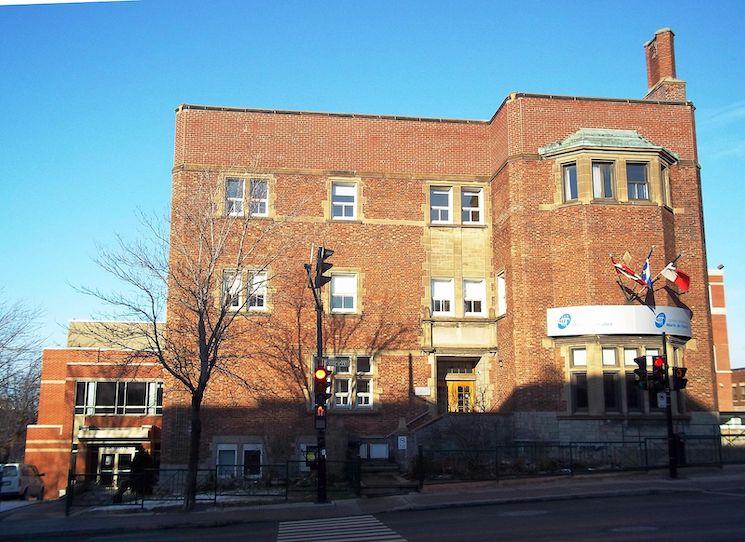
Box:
643, 28, 686, 101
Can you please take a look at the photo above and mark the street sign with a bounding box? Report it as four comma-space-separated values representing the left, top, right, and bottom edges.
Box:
397, 436, 407, 450
657, 392, 668, 408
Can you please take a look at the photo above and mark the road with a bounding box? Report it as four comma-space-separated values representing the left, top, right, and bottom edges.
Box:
65, 487, 745, 542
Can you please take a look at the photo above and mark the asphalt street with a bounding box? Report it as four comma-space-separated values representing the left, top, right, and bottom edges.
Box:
49, 487, 745, 542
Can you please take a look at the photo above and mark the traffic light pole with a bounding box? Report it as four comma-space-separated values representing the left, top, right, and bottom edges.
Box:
661, 332, 678, 479
315, 299, 328, 503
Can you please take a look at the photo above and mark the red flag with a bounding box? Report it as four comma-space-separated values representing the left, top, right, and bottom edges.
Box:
660, 263, 690, 294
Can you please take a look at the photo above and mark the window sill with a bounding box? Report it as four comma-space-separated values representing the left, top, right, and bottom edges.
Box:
329, 218, 362, 224
424, 316, 498, 324
625, 199, 656, 206
460, 223, 488, 229
329, 310, 360, 316
558, 413, 690, 420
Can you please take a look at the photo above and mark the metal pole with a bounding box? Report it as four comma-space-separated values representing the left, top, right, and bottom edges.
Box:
315, 290, 327, 503
662, 332, 678, 478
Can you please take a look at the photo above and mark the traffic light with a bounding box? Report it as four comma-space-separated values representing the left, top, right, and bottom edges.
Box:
651, 356, 666, 391
314, 366, 332, 407
314, 246, 334, 289
633, 356, 648, 390
672, 367, 688, 390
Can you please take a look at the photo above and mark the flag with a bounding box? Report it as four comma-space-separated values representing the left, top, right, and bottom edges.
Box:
660, 262, 691, 294
641, 247, 654, 289
612, 257, 646, 286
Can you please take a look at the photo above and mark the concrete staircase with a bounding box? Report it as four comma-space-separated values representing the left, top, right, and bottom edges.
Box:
359, 460, 419, 497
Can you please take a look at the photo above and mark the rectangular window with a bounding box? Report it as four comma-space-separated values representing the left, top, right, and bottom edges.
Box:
571, 348, 587, 367
249, 179, 268, 217
332, 356, 351, 374
331, 273, 357, 313
461, 188, 483, 224
603, 373, 620, 412
431, 279, 454, 316
496, 271, 506, 317
624, 348, 638, 366
430, 187, 452, 223
248, 271, 267, 310
148, 381, 163, 415
563, 163, 578, 202
243, 448, 261, 478
733, 385, 738, 402
572, 373, 588, 413
75, 382, 87, 414
95, 382, 117, 414
356, 356, 371, 374
602, 348, 617, 366
626, 373, 643, 412
125, 382, 147, 414
223, 271, 242, 310
661, 164, 671, 207
334, 378, 351, 407
225, 178, 244, 216
627, 163, 649, 200
592, 162, 614, 199
331, 182, 357, 219
356, 378, 372, 406
463, 279, 486, 316
217, 445, 237, 478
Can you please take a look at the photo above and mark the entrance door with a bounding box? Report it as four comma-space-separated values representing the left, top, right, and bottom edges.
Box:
447, 381, 475, 413
97, 447, 136, 487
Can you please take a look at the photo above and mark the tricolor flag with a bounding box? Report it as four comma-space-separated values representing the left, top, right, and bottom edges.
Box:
660, 262, 691, 294
612, 257, 646, 286
641, 247, 654, 289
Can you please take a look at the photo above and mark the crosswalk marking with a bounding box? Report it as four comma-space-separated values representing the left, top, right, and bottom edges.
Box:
277, 514, 407, 542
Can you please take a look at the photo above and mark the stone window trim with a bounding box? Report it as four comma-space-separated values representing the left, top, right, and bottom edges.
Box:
426, 182, 489, 227
325, 268, 363, 316
217, 172, 275, 219
550, 151, 676, 209
560, 340, 686, 417
326, 177, 363, 222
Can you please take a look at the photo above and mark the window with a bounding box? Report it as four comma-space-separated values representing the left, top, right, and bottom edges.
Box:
626, 163, 649, 200
95, 382, 117, 414
563, 163, 578, 202
357, 356, 371, 374
461, 188, 483, 224
216, 445, 238, 478
248, 271, 267, 310
225, 178, 244, 216
592, 162, 614, 199
356, 378, 372, 406
122, 382, 147, 415
331, 182, 357, 219
496, 271, 506, 317
733, 385, 739, 402
602, 348, 617, 366
223, 271, 242, 310
334, 378, 350, 407
430, 187, 452, 223
243, 447, 262, 478
661, 164, 671, 207
431, 279, 454, 316
603, 373, 620, 412
249, 179, 268, 217
572, 373, 588, 413
624, 348, 638, 366
571, 349, 587, 367
626, 372, 643, 412
330, 273, 357, 313
463, 279, 486, 316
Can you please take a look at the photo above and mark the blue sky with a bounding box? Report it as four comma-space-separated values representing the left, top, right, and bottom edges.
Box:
1, 0, 744, 366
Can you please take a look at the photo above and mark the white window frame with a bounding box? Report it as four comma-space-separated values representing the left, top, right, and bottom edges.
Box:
431, 278, 454, 316
330, 273, 357, 313
602, 348, 617, 366
356, 356, 373, 408
223, 270, 243, 311
463, 279, 486, 317
571, 348, 587, 367
248, 271, 268, 311
461, 187, 483, 224
624, 348, 638, 366
627, 162, 650, 201
216, 444, 238, 478
563, 163, 578, 202
331, 182, 357, 220
248, 178, 268, 217
496, 271, 507, 317
225, 178, 245, 217
592, 161, 614, 199
333, 377, 351, 407
430, 187, 452, 224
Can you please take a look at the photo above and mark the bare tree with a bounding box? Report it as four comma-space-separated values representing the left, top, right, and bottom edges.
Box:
0, 295, 43, 462
79, 174, 306, 509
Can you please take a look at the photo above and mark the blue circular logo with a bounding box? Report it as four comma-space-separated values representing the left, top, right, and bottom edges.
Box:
655, 313, 666, 328
558, 313, 572, 330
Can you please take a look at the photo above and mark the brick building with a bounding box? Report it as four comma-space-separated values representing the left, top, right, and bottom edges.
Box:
24, 322, 163, 499
158, 27, 718, 472
709, 268, 736, 412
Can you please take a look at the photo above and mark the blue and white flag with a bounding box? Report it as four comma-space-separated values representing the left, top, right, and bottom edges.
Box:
641, 247, 654, 289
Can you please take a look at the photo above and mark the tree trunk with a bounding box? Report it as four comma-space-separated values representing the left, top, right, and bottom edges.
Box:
183, 393, 202, 511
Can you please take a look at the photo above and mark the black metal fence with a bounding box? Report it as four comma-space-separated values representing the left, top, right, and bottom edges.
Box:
417, 434, 745, 484
66, 459, 361, 511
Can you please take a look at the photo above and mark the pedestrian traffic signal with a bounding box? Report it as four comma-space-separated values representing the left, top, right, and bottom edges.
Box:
633, 356, 648, 390
314, 366, 332, 406
314, 246, 334, 289
651, 356, 666, 391
672, 367, 688, 390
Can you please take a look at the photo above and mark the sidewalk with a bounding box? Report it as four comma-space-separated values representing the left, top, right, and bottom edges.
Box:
2, 465, 744, 541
